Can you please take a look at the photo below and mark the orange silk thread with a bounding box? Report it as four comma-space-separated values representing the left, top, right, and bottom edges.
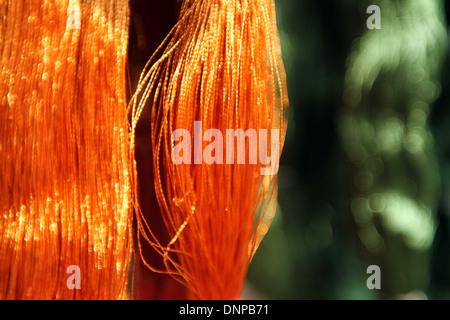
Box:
130, 0, 288, 300
0, 0, 133, 299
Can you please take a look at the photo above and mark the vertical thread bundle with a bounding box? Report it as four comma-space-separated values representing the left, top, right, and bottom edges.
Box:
130, 0, 288, 299
0, 0, 287, 300
0, 0, 133, 299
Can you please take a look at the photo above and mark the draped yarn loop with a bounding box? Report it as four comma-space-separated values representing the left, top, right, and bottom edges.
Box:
0, 0, 287, 300
130, 0, 288, 299
0, 0, 133, 299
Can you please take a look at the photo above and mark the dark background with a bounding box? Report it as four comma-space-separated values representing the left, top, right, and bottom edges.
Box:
247, 0, 450, 300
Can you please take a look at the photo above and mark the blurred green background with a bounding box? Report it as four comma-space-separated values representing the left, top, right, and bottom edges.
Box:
247, 0, 450, 299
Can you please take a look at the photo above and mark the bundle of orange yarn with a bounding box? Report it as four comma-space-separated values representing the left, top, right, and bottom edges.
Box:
0, 0, 287, 300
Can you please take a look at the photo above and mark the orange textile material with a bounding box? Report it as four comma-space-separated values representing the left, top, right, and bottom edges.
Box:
130, 0, 288, 299
0, 0, 287, 300
0, 0, 133, 299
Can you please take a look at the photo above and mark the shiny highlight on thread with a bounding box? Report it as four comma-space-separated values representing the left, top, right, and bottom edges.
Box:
130, 0, 288, 299
0, 0, 133, 299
